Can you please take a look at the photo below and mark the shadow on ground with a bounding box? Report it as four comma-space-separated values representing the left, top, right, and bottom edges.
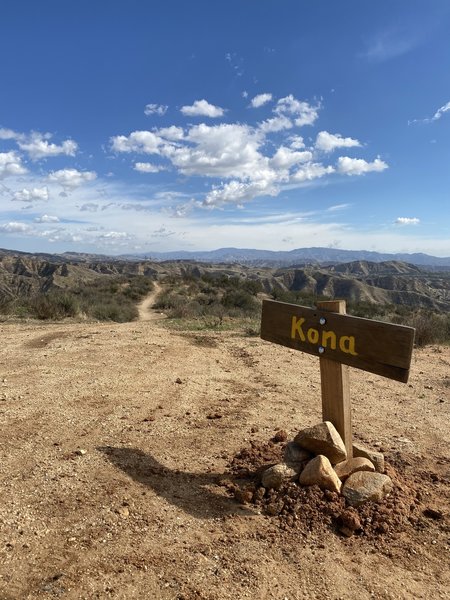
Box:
98, 446, 251, 519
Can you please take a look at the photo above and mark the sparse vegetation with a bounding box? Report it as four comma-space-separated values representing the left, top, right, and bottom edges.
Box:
155, 272, 262, 333
1, 275, 154, 322
0, 253, 449, 345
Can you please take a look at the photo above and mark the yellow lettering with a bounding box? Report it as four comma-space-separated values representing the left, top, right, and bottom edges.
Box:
339, 336, 358, 356
307, 328, 319, 344
321, 330, 337, 350
291, 316, 306, 341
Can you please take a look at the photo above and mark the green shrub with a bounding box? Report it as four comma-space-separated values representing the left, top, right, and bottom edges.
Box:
29, 291, 79, 320
221, 289, 259, 313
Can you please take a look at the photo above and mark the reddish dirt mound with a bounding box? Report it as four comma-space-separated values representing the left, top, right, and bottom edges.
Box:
224, 437, 449, 547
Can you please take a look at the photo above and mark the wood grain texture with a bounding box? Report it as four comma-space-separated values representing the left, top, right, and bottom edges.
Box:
261, 299, 415, 383
318, 300, 352, 457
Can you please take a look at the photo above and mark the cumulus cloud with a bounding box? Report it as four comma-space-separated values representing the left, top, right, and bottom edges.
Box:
34, 214, 60, 223
18, 135, 77, 160
258, 115, 293, 134
110, 93, 388, 210
165, 123, 267, 180
274, 94, 320, 127
395, 217, 420, 225
134, 162, 165, 173
48, 168, 97, 188
203, 179, 278, 208
0, 151, 27, 179
289, 135, 305, 149
0, 128, 23, 141
315, 131, 361, 153
100, 231, 129, 239
0, 221, 31, 233
250, 93, 273, 108
180, 99, 225, 118
12, 187, 49, 202
0, 128, 78, 160
270, 146, 312, 169
111, 130, 163, 154
144, 103, 168, 116
156, 126, 184, 141
291, 163, 335, 182
337, 156, 388, 176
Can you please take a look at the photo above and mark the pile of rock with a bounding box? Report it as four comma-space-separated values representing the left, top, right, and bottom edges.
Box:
261, 421, 393, 508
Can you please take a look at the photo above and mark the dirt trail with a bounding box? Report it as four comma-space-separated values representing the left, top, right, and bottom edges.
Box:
137, 281, 166, 321
0, 318, 448, 599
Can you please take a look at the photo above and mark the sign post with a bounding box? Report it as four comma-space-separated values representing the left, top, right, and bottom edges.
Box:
317, 300, 352, 456
261, 299, 415, 454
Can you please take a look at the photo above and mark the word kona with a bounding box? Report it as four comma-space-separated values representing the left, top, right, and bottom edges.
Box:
260, 299, 415, 382
290, 316, 358, 356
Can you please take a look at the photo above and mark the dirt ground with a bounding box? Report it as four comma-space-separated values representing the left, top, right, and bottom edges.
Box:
0, 303, 449, 599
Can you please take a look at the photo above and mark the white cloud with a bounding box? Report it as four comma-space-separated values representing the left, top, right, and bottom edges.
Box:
18, 135, 77, 160
430, 101, 450, 121
110, 130, 163, 154
0, 127, 78, 160
315, 131, 361, 153
270, 146, 312, 169
156, 126, 185, 141
250, 93, 273, 108
289, 135, 305, 149
180, 99, 225, 118
48, 168, 97, 188
100, 231, 129, 239
337, 156, 388, 176
12, 186, 49, 202
395, 217, 420, 225
327, 203, 350, 212
144, 103, 168, 116
110, 93, 388, 213
412, 101, 450, 124
0, 221, 31, 233
274, 94, 320, 126
0, 128, 23, 141
258, 115, 293, 134
166, 123, 267, 179
291, 163, 335, 182
134, 162, 164, 173
34, 214, 60, 223
203, 179, 278, 208
0, 151, 27, 179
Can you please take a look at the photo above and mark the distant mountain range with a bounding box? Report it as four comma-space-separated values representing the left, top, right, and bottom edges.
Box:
0, 247, 449, 312
1, 245, 450, 268
123, 247, 450, 268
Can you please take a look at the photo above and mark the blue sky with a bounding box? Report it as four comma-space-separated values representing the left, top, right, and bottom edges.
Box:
1, 0, 449, 256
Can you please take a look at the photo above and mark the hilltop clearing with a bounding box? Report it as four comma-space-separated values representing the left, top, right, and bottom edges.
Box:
0, 317, 448, 599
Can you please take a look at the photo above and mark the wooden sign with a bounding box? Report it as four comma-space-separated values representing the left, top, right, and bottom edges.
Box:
261, 299, 415, 456
261, 299, 415, 383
